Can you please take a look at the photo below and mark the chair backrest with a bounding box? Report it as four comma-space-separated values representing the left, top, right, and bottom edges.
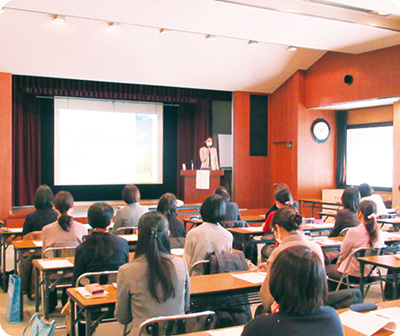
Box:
189, 260, 210, 276
75, 271, 118, 287
341, 246, 387, 275
339, 227, 351, 237
220, 221, 249, 229
115, 227, 137, 235
137, 311, 217, 336
42, 246, 76, 259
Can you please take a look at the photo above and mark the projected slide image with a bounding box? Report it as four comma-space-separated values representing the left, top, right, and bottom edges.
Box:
54, 98, 163, 186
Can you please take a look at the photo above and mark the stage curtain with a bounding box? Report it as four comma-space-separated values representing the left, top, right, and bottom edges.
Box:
336, 111, 348, 188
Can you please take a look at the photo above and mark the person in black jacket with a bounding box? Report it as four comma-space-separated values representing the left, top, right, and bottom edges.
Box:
72, 202, 129, 286
157, 193, 186, 238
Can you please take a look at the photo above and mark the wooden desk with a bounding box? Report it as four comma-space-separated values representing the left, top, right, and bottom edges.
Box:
377, 218, 400, 232
184, 215, 265, 232
176, 299, 400, 336
0, 227, 23, 292
300, 222, 334, 235
358, 255, 400, 300
299, 199, 342, 218
67, 270, 264, 336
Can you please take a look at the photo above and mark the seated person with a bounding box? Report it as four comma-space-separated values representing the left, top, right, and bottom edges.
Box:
263, 188, 294, 234
184, 194, 233, 275
115, 212, 190, 335
22, 184, 58, 236
259, 208, 324, 311
157, 193, 185, 238
72, 202, 129, 286
329, 187, 360, 238
42, 191, 88, 250
214, 186, 241, 222
358, 183, 387, 218
265, 183, 298, 219
242, 246, 343, 336
326, 200, 385, 287
113, 184, 149, 231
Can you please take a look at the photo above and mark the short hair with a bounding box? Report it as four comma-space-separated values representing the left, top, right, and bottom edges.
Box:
214, 186, 230, 202
34, 185, 55, 210
271, 207, 302, 232
341, 187, 360, 213
122, 184, 140, 204
200, 194, 226, 224
87, 202, 114, 229
157, 193, 177, 217
270, 246, 326, 314
358, 183, 373, 198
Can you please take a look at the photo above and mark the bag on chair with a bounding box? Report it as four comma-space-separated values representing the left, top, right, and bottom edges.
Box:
6, 274, 21, 324
22, 313, 56, 336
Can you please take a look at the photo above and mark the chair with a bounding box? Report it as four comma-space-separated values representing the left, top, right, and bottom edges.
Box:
328, 246, 386, 300
134, 311, 217, 336
115, 227, 137, 235
219, 220, 249, 229
42, 246, 76, 259
339, 228, 351, 237
189, 260, 210, 276
75, 270, 118, 287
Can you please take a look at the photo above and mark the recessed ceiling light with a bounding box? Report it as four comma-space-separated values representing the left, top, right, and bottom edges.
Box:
52, 14, 65, 22
205, 34, 216, 40
108, 22, 120, 29
248, 40, 258, 46
287, 46, 297, 51
159, 28, 170, 34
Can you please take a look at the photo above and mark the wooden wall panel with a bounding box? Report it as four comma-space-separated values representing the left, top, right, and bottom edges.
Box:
232, 92, 269, 209
306, 45, 400, 108
0, 72, 12, 220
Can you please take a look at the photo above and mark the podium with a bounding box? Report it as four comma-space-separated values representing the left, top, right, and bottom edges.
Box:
180, 170, 224, 204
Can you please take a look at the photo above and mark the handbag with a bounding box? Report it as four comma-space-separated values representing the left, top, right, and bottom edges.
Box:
22, 313, 56, 336
6, 274, 21, 324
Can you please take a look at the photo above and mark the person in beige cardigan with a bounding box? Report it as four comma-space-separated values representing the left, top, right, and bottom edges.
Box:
259, 208, 324, 311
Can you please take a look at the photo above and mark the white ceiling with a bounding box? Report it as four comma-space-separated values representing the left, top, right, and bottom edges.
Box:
0, 0, 400, 93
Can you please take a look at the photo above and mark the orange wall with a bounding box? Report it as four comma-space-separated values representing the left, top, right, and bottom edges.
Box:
0, 73, 12, 219
306, 45, 400, 108
232, 92, 269, 208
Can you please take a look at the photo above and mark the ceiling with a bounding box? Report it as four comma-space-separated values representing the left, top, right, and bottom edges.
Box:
1, 0, 400, 93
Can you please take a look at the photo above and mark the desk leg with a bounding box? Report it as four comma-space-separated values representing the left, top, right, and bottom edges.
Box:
70, 299, 76, 336
43, 273, 49, 320
359, 262, 365, 298
393, 269, 399, 300
86, 310, 92, 336
1, 235, 6, 292
34, 267, 40, 313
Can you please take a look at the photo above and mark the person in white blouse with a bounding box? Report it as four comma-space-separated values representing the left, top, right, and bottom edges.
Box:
199, 137, 219, 170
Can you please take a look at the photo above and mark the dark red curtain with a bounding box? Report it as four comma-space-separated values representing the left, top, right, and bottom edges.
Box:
13, 75, 229, 205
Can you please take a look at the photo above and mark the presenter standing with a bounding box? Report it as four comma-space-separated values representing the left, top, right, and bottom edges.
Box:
199, 137, 219, 170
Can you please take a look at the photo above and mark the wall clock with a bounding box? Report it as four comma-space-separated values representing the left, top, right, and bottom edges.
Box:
311, 118, 330, 144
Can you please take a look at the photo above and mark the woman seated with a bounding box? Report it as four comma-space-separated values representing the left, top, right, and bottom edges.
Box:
184, 194, 233, 275
115, 212, 190, 335
265, 184, 298, 219
22, 185, 58, 236
262, 188, 294, 234
329, 187, 360, 238
113, 184, 149, 231
326, 200, 385, 288
42, 191, 88, 251
259, 207, 324, 310
358, 183, 388, 218
72, 202, 129, 286
157, 193, 186, 239
242, 246, 343, 336
214, 186, 241, 222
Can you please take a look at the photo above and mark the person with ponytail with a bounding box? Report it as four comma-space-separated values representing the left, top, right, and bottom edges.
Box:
72, 203, 129, 286
115, 212, 190, 335
262, 188, 294, 234
326, 200, 384, 285
259, 207, 324, 311
42, 191, 88, 251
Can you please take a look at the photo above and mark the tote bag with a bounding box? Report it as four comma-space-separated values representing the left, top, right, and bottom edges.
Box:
6, 274, 21, 324
22, 313, 56, 336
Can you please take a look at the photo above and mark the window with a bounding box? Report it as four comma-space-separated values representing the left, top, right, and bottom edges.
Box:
346, 123, 393, 189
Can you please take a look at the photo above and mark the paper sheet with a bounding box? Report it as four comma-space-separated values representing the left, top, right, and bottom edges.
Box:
196, 170, 210, 190
208, 326, 244, 336
119, 234, 138, 242
244, 227, 263, 233
340, 310, 398, 335
33, 241, 42, 247
171, 248, 184, 256
38, 259, 73, 268
232, 272, 266, 284
7, 228, 23, 233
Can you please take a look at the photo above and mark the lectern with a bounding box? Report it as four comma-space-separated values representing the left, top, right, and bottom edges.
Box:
180, 170, 224, 204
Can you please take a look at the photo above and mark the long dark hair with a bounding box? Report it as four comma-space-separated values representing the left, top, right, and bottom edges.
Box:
135, 211, 176, 303
341, 187, 360, 213
54, 191, 74, 232
272, 207, 302, 232
157, 193, 177, 217
358, 200, 379, 247
34, 185, 54, 210
84, 203, 117, 260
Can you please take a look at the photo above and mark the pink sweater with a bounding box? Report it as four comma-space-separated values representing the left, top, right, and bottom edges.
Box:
42, 220, 88, 251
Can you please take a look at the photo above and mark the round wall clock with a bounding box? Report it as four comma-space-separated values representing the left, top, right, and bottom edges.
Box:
311, 118, 330, 144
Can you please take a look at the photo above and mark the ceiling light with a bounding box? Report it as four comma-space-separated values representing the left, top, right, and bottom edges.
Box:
248, 40, 258, 46
52, 15, 65, 22
159, 28, 170, 34
108, 22, 120, 29
205, 34, 216, 40
287, 46, 297, 51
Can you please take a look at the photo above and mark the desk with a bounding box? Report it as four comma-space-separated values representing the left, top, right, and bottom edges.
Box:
299, 199, 341, 218
358, 255, 400, 300
0, 227, 23, 292
301, 222, 335, 235
377, 218, 400, 232
176, 299, 400, 336
183, 215, 265, 232
67, 270, 264, 336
